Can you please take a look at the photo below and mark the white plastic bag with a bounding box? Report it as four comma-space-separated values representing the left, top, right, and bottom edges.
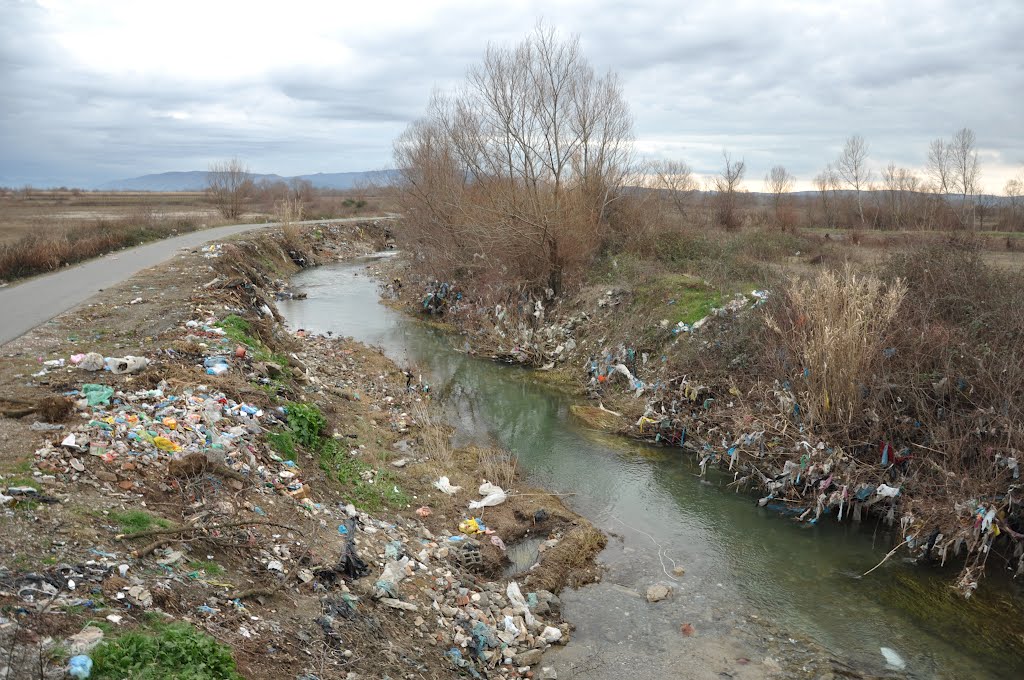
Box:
876, 484, 900, 498
469, 481, 507, 509
506, 581, 536, 626
502, 615, 520, 636
433, 476, 462, 495
105, 356, 150, 374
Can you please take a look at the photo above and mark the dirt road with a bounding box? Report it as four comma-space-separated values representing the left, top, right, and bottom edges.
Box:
0, 217, 390, 345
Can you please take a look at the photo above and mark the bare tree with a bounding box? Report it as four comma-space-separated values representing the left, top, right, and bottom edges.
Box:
950, 127, 981, 227
713, 151, 746, 230
394, 23, 633, 294
814, 163, 840, 228
764, 165, 794, 226
836, 134, 872, 227
880, 163, 920, 229
207, 158, 254, 219
1005, 173, 1023, 231
650, 159, 698, 219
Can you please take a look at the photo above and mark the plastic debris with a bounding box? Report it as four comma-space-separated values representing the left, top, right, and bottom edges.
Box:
434, 476, 462, 494
77, 353, 105, 371
104, 356, 150, 374
880, 647, 906, 670
81, 383, 114, 406
68, 655, 93, 678
876, 484, 901, 499
469, 481, 507, 509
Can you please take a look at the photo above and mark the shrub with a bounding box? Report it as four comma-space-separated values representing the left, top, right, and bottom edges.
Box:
766, 265, 906, 428
91, 622, 241, 680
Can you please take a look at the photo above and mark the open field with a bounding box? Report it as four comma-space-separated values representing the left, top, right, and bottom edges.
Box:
0, 188, 397, 282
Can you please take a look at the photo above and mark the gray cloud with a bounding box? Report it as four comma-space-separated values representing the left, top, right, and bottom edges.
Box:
0, 0, 1021, 189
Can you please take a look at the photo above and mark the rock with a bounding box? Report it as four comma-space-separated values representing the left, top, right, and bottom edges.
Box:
391, 458, 408, 468
672, 566, 686, 576
515, 649, 543, 666
540, 667, 558, 679
66, 626, 105, 654
94, 470, 118, 483
646, 584, 672, 603
540, 626, 562, 643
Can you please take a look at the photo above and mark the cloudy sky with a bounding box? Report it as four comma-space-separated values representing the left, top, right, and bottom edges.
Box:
2, 0, 1021, 190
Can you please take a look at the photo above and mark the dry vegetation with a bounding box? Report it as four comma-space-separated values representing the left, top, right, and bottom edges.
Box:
0, 184, 395, 283
390, 24, 1024, 595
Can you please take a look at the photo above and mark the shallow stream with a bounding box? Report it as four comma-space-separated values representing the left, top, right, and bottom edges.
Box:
279, 255, 1024, 680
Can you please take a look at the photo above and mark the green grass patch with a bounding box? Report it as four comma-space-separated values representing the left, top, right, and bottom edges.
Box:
317, 438, 409, 511
109, 510, 170, 534
215, 314, 288, 365
2, 475, 39, 490
187, 560, 224, 576
633, 274, 724, 326
266, 431, 298, 461
91, 621, 241, 680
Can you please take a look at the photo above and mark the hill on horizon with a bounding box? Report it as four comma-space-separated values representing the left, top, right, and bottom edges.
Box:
97, 169, 399, 192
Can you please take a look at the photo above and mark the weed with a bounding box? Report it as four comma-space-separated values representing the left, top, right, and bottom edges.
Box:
109, 510, 170, 534
91, 621, 241, 680
285, 402, 327, 448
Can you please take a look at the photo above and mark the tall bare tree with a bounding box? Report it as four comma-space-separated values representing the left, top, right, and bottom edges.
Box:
764, 165, 794, 226
814, 163, 840, 228
650, 159, 698, 219
836, 134, 872, 227
950, 127, 981, 227
713, 151, 746, 230
1005, 173, 1023, 231
394, 23, 633, 293
207, 158, 254, 219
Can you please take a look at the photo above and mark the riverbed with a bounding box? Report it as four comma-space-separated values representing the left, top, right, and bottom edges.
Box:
279, 255, 1024, 680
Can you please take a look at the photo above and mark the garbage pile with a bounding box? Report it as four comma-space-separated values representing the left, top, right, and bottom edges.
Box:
30, 379, 319, 508
315, 505, 569, 678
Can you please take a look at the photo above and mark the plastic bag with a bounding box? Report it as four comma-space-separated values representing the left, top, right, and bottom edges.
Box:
503, 615, 520, 636
506, 581, 536, 626
876, 483, 900, 498
373, 556, 410, 598
469, 481, 507, 509
77, 353, 104, 371
105, 356, 150, 374
433, 476, 462, 494
82, 383, 114, 406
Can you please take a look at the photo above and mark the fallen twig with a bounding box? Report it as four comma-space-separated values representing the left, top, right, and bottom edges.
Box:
862, 538, 910, 577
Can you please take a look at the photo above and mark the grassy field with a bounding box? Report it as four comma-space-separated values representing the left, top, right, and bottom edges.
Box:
0, 188, 395, 282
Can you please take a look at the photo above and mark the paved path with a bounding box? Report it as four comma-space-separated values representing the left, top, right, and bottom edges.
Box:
0, 217, 390, 346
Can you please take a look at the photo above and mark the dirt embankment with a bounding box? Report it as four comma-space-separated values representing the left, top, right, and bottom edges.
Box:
0, 222, 602, 679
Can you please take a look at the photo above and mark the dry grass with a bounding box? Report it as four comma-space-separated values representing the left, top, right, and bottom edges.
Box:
527, 525, 606, 592
766, 265, 906, 427
414, 404, 453, 465
477, 447, 519, 488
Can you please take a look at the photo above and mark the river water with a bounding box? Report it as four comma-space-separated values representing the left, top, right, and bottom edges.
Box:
279, 256, 1024, 680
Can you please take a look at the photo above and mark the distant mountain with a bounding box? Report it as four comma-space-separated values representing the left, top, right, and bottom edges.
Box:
97, 169, 399, 192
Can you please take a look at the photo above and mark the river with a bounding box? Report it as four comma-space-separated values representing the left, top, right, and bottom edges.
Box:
278, 255, 1024, 680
